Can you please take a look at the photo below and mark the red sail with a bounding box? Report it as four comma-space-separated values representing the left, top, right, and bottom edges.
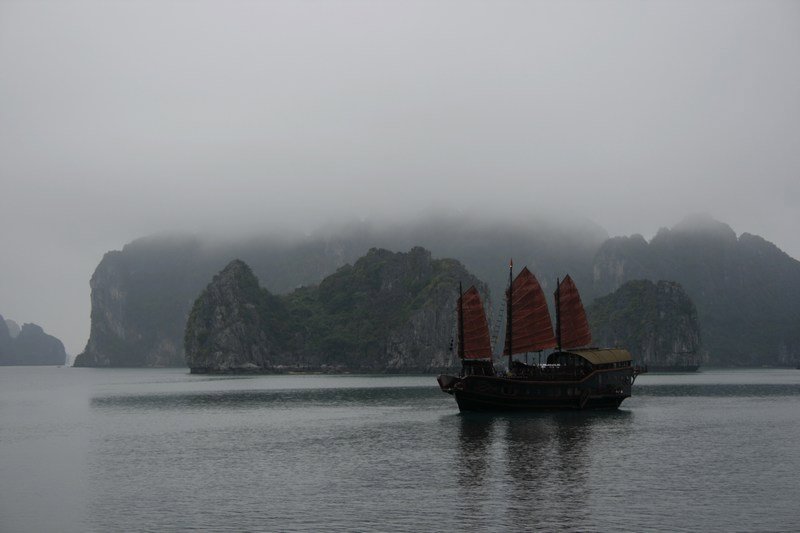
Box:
504, 267, 557, 355
556, 275, 592, 349
459, 286, 493, 359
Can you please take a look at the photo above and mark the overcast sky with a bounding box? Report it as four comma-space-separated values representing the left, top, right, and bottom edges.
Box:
1, 0, 799, 355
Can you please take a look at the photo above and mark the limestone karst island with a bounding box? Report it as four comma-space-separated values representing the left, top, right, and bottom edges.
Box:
72, 214, 800, 372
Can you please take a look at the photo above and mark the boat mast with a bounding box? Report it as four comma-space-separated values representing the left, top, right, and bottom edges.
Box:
457, 282, 465, 359
506, 259, 513, 370
555, 277, 561, 352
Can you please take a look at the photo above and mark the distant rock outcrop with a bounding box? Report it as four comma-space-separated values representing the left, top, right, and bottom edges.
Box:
74, 237, 198, 367
77, 213, 800, 367
76, 214, 604, 367
0, 315, 13, 363
588, 280, 701, 367
184, 247, 488, 373
0, 314, 67, 365
14, 324, 67, 365
592, 215, 800, 365
5, 318, 21, 338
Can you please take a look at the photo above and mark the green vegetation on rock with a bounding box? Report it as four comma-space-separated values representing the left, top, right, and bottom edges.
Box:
184, 247, 488, 372
77, 213, 800, 368
77, 214, 600, 367
588, 280, 700, 367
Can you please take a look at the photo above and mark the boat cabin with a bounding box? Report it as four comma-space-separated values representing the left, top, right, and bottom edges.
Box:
461, 359, 495, 376
547, 348, 632, 370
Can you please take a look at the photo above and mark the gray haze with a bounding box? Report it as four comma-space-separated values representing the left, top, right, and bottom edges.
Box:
1, 0, 799, 355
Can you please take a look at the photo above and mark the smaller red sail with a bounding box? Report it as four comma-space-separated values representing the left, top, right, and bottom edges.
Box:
458, 286, 493, 359
504, 267, 556, 355
556, 275, 592, 349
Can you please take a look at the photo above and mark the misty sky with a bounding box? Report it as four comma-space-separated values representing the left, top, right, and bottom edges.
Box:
1, 0, 799, 355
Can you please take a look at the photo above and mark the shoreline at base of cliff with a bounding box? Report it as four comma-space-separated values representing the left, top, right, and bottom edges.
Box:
189, 366, 460, 375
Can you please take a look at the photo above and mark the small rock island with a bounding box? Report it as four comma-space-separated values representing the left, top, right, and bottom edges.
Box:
0, 314, 67, 365
588, 279, 701, 367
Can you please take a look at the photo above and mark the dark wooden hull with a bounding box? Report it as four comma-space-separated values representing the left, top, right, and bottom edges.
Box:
438, 367, 633, 412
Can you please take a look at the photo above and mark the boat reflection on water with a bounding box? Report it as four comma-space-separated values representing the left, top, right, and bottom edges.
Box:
453, 410, 634, 529
455, 413, 494, 486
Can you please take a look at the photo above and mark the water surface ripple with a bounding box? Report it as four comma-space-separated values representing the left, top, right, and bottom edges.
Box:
2, 368, 799, 531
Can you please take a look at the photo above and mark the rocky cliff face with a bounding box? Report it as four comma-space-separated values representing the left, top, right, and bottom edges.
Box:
588, 280, 701, 366
184, 247, 488, 373
75, 236, 365, 368
14, 324, 67, 365
0, 313, 67, 365
385, 279, 467, 371
79, 213, 800, 367
184, 260, 289, 372
592, 234, 657, 297
75, 238, 206, 367
0, 314, 13, 363
78, 214, 602, 367
5, 318, 21, 338
592, 215, 800, 365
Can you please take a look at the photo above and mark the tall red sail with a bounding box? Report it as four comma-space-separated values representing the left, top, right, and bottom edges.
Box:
504, 267, 557, 355
556, 275, 592, 349
458, 286, 493, 359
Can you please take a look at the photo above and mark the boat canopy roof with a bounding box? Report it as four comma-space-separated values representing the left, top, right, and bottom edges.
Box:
565, 349, 632, 365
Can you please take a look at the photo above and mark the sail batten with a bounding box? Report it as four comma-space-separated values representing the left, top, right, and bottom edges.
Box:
555, 275, 591, 349
458, 286, 492, 359
503, 267, 557, 356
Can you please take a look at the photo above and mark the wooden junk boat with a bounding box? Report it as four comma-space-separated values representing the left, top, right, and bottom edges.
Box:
437, 262, 637, 411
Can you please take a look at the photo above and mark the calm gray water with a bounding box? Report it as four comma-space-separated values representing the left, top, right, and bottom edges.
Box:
2, 368, 800, 532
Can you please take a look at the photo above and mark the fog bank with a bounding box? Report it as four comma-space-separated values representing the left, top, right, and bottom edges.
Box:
1, 0, 798, 354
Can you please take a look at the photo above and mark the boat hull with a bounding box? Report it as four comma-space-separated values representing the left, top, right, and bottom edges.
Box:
438, 367, 633, 412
